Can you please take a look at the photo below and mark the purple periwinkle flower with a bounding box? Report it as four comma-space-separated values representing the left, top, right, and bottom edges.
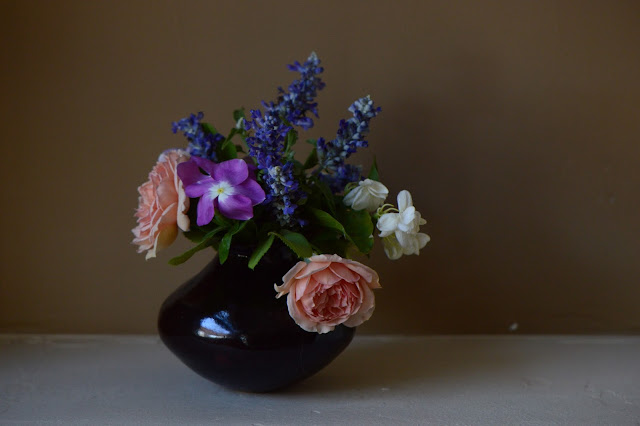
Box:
177, 157, 266, 225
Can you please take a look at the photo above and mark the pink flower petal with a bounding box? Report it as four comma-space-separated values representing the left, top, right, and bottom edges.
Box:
294, 275, 318, 301
329, 263, 360, 283
275, 261, 307, 297
287, 294, 325, 333
311, 267, 342, 285
343, 260, 380, 287
308, 254, 343, 263
343, 284, 375, 327
295, 261, 330, 279
276, 254, 381, 334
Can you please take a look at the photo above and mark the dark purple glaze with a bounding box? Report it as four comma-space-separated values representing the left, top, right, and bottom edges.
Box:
157, 246, 355, 392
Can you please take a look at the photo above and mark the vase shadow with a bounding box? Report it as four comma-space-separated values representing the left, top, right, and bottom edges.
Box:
279, 336, 521, 395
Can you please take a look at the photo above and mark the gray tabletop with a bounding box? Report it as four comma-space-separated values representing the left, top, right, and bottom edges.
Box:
1, 335, 639, 425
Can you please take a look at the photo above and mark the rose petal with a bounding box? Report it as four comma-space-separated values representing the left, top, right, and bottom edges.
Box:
311, 268, 342, 285
329, 262, 360, 283
145, 225, 178, 260
294, 276, 314, 301
275, 261, 307, 296
287, 294, 324, 333
343, 284, 375, 327
295, 261, 330, 279
308, 254, 344, 263
342, 260, 375, 284
156, 180, 178, 209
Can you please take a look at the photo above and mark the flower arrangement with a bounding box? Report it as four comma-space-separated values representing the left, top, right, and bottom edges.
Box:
132, 53, 429, 333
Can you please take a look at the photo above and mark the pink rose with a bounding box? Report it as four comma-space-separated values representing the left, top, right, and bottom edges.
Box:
132, 150, 190, 259
275, 254, 381, 334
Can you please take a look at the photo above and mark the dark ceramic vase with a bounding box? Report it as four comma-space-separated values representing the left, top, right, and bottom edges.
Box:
157, 245, 356, 392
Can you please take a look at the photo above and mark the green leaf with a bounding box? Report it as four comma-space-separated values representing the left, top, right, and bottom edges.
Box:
303, 147, 318, 169
218, 221, 248, 265
269, 230, 313, 259
212, 213, 232, 228
233, 108, 245, 123
310, 231, 349, 258
248, 234, 275, 270
183, 227, 206, 243
216, 127, 239, 161
235, 144, 246, 154
342, 208, 375, 254
220, 140, 238, 159
368, 156, 380, 181
218, 231, 233, 265
314, 178, 337, 216
168, 226, 225, 265
309, 208, 347, 236
284, 129, 297, 153
201, 123, 218, 135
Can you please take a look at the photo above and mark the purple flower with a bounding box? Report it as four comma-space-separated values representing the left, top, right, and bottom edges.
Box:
177, 157, 266, 226
318, 96, 381, 172
171, 112, 222, 161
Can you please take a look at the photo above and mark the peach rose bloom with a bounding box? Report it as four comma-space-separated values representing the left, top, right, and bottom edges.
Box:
275, 254, 381, 333
132, 150, 190, 259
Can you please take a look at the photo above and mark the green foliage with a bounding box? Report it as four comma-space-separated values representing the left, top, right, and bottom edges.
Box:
219, 140, 238, 160
340, 207, 375, 254
164, 104, 382, 266
248, 234, 275, 270
308, 206, 375, 256
309, 208, 347, 236
218, 221, 248, 264
308, 176, 336, 216
303, 147, 318, 169
284, 129, 298, 153
368, 156, 380, 181
270, 230, 313, 259
201, 123, 218, 135
233, 108, 245, 123
168, 226, 225, 265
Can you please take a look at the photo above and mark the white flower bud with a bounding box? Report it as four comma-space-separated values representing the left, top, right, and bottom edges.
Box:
343, 179, 389, 212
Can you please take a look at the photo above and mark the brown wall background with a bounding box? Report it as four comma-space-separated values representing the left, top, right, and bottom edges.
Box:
1, 0, 639, 334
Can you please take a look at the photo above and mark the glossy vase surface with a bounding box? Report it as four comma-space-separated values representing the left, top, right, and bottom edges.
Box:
157, 246, 355, 392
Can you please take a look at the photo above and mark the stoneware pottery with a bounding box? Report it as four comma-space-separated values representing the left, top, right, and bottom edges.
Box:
158, 245, 355, 392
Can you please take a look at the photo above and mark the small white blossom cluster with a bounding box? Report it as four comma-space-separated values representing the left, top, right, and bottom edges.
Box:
343, 180, 430, 260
